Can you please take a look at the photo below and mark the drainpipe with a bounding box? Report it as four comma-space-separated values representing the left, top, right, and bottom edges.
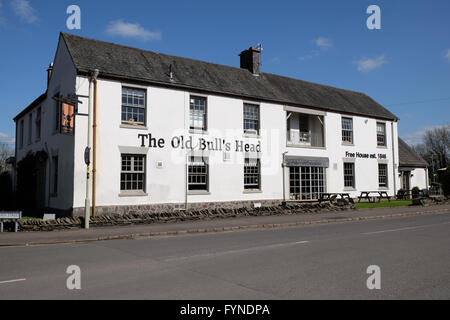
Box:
391, 122, 397, 196
282, 152, 288, 202
92, 70, 99, 217
184, 94, 188, 211
84, 69, 99, 229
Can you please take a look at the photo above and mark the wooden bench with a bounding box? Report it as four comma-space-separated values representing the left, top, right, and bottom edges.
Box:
319, 193, 354, 204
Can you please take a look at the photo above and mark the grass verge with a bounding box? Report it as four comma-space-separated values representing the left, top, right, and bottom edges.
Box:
355, 200, 412, 209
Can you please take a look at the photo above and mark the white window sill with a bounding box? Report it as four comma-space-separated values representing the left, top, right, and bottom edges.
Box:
378, 187, 389, 191
119, 191, 148, 197
243, 132, 260, 139
243, 189, 262, 194
120, 124, 148, 130
187, 190, 211, 195
342, 142, 354, 147
189, 129, 208, 135
343, 187, 356, 191
286, 143, 326, 150
377, 145, 388, 149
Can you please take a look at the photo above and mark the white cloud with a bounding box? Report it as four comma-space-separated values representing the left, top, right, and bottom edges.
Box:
355, 55, 387, 72
315, 37, 333, 48
0, 0, 6, 25
299, 36, 332, 61
106, 20, 161, 41
402, 124, 448, 146
445, 49, 450, 61
299, 50, 320, 61
11, 0, 39, 23
0, 132, 15, 146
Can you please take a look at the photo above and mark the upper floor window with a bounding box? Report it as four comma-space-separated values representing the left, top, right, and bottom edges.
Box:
190, 96, 207, 131
28, 113, 32, 144
243, 104, 260, 135
122, 87, 146, 126
35, 107, 41, 140
19, 119, 24, 148
287, 112, 325, 148
377, 122, 386, 146
342, 117, 353, 144
55, 94, 61, 132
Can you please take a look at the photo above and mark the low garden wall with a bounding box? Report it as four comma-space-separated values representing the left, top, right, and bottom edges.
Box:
17, 201, 356, 232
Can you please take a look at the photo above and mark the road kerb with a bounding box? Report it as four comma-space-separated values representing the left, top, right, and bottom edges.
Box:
0, 209, 448, 247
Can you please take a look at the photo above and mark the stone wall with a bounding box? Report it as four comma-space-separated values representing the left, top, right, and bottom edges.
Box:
19, 201, 356, 232
72, 199, 283, 218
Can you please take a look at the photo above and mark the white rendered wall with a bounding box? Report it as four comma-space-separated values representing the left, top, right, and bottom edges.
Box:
71, 76, 400, 209
15, 36, 77, 211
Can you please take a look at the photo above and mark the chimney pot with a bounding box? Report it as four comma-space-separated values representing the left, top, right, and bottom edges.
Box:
46, 62, 54, 88
239, 46, 261, 75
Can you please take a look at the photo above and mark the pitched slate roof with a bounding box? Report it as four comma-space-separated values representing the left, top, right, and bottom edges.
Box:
398, 138, 428, 168
61, 32, 398, 121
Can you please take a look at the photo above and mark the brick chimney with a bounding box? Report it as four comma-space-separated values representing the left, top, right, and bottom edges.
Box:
239, 46, 261, 75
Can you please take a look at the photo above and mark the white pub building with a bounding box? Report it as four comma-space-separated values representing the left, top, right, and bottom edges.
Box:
13, 33, 428, 217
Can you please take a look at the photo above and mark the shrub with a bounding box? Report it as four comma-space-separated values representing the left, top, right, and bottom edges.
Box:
411, 186, 421, 199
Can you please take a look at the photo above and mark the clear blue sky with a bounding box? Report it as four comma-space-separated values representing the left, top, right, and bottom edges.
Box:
0, 0, 449, 147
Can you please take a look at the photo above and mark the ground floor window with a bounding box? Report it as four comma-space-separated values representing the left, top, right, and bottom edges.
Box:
121, 154, 146, 191
289, 166, 325, 200
188, 156, 209, 191
52, 156, 58, 195
344, 162, 355, 188
378, 163, 388, 188
244, 158, 261, 190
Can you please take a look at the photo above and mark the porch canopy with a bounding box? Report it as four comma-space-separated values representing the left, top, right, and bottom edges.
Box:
284, 155, 329, 168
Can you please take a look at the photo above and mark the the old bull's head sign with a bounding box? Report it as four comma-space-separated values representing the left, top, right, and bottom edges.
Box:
138, 134, 261, 153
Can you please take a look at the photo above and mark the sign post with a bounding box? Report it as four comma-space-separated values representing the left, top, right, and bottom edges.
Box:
0, 212, 22, 233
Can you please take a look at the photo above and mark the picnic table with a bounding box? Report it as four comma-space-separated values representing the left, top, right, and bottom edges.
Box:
397, 189, 426, 200
358, 191, 391, 203
319, 193, 354, 204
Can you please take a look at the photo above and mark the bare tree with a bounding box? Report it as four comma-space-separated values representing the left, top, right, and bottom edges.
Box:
412, 124, 450, 183
0, 143, 14, 173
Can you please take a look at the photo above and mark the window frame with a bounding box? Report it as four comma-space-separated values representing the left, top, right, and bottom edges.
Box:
341, 117, 354, 144
243, 103, 260, 135
289, 166, 326, 201
343, 162, 355, 189
188, 156, 209, 192
121, 87, 147, 127
51, 156, 58, 196
120, 154, 147, 195
378, 163, 388, 188
376, 122, 387, 147
244, 157, 261, 190
19, 119, 24, 149
27, 113, 33, 145
35, 107, 41, 141
54, 94, 61, 133
189, 95, 208, 132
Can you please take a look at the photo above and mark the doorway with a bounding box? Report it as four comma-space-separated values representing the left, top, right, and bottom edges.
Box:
402, 171, 411, 191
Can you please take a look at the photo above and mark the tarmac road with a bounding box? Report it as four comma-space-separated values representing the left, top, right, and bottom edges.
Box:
0, 213, 449, 299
